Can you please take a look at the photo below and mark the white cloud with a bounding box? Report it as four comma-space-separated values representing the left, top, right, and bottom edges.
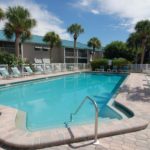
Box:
91, 9, 99, 15
73, 0, 150, 32
0, 0, 71, 40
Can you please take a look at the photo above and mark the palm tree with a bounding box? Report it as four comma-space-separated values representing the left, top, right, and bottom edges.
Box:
4, 6, 36, 57
43, 32, 61, 62
67, 24, 84, 63
87, 37, 101, 52
87, 37, 101, 61
127, 33, 142, 63
0, 8, 4, 20
134, 20, 150, 64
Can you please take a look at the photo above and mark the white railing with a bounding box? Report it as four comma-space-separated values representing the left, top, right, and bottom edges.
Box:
68, 96, 99, 144
30, 63, 91, 73
129, 64, 150, 73
1, 63, 150, 75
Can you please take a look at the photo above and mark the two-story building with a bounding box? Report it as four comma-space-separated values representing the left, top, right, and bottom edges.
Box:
0, 30, 103, 63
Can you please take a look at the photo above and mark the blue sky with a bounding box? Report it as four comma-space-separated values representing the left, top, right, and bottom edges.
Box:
0, 0, 150, 46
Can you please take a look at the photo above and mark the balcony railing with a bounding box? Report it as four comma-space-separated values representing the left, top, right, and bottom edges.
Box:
65, 52, 87, 58
65, 52, 75, 57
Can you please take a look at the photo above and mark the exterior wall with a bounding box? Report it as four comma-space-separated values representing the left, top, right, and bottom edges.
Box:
64, 48, 92, 63
0, 40, 104, 64
51, 47, 64, 63
23, 43, 49, 63
93, 51, 103, 59
23, 43, 64, 63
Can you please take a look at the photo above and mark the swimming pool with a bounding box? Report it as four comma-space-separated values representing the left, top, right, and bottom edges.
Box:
0, 73, 127, 131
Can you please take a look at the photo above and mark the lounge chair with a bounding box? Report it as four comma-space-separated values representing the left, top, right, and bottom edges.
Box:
43, 58, 50, 64
35, 65, 45, 74
120, 66, 129, 73
11, 67, 22, 77
66, 65, 74, 71
99, 66, 105, 72
0, 68, 10, 78
61, 64, 67, 72
112, 66, 118, 72
54, 64, 61, 72
24, 66, 34, 75
34, 58, 43, 64
45, 65, 53, 73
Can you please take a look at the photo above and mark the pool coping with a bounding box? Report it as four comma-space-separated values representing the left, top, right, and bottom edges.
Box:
0, 73, 149, 149
0, 70, 85, 87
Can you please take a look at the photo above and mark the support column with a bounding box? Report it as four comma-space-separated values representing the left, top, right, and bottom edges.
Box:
77, 49, 78, 64
64, 48, 66, 63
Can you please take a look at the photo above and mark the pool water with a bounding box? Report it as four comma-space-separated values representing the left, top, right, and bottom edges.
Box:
0, 73, 127, 131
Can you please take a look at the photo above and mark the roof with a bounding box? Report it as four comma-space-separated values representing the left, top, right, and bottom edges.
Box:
0, 30, 102, 51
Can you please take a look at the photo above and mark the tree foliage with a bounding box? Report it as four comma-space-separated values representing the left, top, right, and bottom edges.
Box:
67, 24, 84, 62
0, 50, 23, 66
104, 41, 133, 61
112, 58, 129, 67
4, 6, 36, 57
91, 58, 108, 71
67, 24, 84, 40
0, 8, 4, 20
43, 31, 61, 61
128, 20, 150, 64
87, 37, 101, 51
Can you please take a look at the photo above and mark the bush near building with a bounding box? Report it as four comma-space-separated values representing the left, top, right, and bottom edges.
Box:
91, 58, 130, 71
91, 58, 108, 70
0, 51, 23, 66
112, 58, 130, 67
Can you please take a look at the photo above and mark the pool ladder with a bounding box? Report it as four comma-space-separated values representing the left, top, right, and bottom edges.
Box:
69, 96, 99, 145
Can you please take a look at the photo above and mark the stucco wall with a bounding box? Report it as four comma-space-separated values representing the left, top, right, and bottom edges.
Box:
23, 43, 64, 63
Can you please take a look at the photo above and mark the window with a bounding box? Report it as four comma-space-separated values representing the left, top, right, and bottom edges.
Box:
65, 48, 74, 57
43, 47, 50, 51
78, 49, 87, 57
65, 58, 74, 63
34, 46, 42, 51
78, 58, 87, 63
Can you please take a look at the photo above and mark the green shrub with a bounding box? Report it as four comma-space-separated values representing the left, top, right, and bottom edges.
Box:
91, 58, 108, 70
104, 41, 134, 61
112, 58, 129, 67
0, 51, 24, 66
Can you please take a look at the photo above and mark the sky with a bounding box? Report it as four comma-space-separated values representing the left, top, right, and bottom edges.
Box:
0, 0, 150, 46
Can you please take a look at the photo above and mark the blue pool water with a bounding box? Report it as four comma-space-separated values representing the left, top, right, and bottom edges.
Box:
0, 73, 127, 131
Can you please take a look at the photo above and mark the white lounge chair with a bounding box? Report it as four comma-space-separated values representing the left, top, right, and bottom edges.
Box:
45, 65, 53, 73
24, 66, 34, 75
11, 67, 22, 77
95, 66, 105, 72
35, 65, 45, 74
43, 58, 50, 64
0, 68, 10, 78
112, 66, 118, 72
34, 58, 43, 64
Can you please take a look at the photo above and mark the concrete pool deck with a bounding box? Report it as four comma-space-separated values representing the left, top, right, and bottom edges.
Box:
0, 73, 149, 149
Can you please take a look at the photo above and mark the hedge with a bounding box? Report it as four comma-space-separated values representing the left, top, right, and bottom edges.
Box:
91, 58, 130, 71
112, 58, 130, 67
91, 58, 108, 71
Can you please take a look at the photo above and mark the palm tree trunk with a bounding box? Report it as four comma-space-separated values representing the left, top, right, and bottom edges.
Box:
140, 40, 146, 64
135, 53, 138, 64
74, 39, 77, 63
15, 33, 20, 57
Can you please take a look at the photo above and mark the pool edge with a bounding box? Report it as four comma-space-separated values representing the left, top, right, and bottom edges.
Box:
0, 73, 149, 149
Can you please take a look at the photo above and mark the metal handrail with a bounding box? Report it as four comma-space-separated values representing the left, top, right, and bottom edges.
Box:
70, 96, 99, 144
